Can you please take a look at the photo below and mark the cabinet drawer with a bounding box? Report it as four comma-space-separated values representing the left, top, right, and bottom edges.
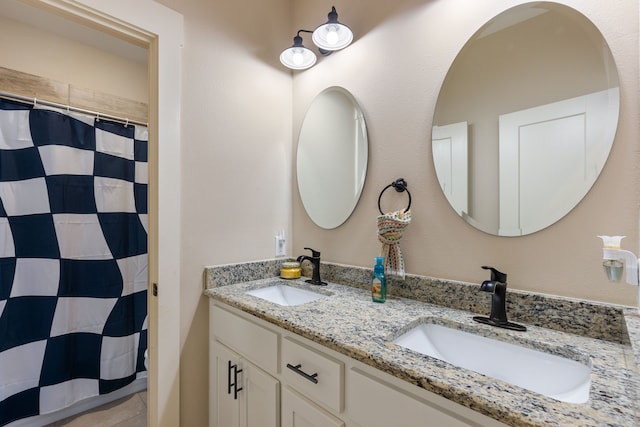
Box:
348, 368, 505, 427
282, 336, 343, 413
210, 303, 278, 373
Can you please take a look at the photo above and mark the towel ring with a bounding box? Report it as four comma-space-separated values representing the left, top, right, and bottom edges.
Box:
378, 178, 412, 215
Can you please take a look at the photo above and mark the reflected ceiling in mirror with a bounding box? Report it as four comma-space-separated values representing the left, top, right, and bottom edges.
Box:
297, 86, 368, 229
432, 2, 619, 236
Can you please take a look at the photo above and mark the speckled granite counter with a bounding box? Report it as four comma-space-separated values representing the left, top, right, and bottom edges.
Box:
204, 260, 640, 426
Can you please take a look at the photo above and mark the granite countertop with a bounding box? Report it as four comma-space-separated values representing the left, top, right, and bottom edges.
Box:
205, 276, 640, 427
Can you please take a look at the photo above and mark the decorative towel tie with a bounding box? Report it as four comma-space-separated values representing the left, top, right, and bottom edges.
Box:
377, 209, 412, 278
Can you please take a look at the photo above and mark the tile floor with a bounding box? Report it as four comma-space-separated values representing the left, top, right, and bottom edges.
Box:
46, 391, 147, 427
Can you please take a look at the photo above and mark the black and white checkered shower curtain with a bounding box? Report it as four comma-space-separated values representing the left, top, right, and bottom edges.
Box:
0, 99, 148, 426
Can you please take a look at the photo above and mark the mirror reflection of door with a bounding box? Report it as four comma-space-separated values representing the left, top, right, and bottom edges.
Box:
498, 88, 619, 235
432, 121, 468, 216
431, 3, 620, 236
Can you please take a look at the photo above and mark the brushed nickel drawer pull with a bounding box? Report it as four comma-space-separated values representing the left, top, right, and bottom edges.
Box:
287, 363, 318, 384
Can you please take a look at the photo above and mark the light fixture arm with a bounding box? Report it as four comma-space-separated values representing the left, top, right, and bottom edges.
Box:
295, 29, 332, 56
291, 30, 311, 47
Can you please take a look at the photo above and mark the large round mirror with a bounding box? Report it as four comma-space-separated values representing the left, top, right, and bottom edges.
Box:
297, 86, 368, 229
432, 2, 619, 236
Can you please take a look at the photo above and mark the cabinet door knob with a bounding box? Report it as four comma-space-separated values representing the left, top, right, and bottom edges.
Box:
286, 363, 319, 384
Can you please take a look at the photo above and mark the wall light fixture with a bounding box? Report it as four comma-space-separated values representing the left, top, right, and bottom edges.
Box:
280, 6, 353, 70
280, 30, 317, 70
312, 6, 353, 51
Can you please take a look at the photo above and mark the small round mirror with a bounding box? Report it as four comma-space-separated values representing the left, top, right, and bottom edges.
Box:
297, 87, 368, 229
432, 2, 619, 236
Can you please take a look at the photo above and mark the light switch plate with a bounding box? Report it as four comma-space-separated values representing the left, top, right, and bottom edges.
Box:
275, 232, 286, 257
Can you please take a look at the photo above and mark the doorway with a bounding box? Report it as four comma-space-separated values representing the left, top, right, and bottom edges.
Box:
0, 1, 183, 426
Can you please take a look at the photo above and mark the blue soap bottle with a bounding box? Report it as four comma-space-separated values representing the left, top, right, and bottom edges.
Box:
372, 256, 387, 303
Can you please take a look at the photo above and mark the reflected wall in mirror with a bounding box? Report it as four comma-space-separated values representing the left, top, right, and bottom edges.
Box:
432, 2, 619, 236
297, 86, 368, 229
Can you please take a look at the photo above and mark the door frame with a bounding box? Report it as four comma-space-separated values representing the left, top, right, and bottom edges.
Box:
20, 1, 184, 425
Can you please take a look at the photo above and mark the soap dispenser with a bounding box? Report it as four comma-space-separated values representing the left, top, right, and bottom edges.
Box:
598, 236, 638, 284
372, 256, 387, 303
598, 235, 640, 312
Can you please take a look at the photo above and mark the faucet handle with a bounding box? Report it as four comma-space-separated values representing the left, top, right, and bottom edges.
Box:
304, 247, 321, 258
481, 265, 507, 283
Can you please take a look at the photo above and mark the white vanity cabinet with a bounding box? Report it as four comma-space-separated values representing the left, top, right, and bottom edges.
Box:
280, 337, 345, 427
210, 302, 280, 427
282, 337, 344, 413
211, 342, 279, 427
282, 387, 345, 427
210, 300, 507, 427
346, 366, 498, 427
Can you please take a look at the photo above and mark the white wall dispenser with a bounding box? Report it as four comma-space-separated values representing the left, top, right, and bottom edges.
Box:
598, 235, 640, 310
598, 236, 638, 283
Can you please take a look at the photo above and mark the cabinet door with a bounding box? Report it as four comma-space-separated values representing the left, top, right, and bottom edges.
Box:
211, 303, 279, 372
211, 343, 241, 427
243, 361, 280, 427
282, 387, 344, 427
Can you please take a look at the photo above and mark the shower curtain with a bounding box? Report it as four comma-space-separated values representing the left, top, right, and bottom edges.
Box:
0, 99, 148, 426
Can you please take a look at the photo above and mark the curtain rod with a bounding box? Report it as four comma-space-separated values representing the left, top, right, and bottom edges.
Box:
0, 91, 148, 127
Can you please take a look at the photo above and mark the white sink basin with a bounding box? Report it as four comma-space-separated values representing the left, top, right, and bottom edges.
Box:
393, 323, 591, 403
246, 284, 327, 306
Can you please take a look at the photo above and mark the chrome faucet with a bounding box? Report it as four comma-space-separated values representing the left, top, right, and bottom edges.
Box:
296, 247, 327, 286
473, 266, 526, 331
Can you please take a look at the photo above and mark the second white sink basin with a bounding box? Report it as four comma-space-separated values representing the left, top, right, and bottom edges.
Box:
393, 322, 591, 403
246, 284, 327, 306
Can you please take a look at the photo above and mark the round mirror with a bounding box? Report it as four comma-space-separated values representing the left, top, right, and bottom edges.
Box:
297, 86, 368, 229
432, 2, 619, 236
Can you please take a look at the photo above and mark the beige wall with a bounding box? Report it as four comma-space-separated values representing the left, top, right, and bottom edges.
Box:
292, 0, 639, 306
154, 0, 292, 425
6, 1, 637, 426
0, 15, 148, 103
65, 1, 636, 425
3, 0, 292, 424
